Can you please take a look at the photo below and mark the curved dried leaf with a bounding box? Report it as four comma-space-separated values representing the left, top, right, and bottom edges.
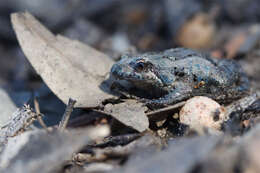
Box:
11, 12, 115, 108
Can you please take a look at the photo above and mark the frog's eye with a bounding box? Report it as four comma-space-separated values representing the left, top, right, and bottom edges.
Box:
134, 62, 145, 71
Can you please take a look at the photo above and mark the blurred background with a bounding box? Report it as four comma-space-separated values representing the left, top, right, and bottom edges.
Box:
1, 0, 260, 126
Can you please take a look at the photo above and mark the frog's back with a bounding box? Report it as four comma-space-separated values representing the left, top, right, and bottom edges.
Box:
153, 48, 248, 94
163, 48, 243, 86
162, 48, 204, 60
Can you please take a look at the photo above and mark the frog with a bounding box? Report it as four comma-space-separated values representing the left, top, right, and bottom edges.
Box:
110, 48, 250, 108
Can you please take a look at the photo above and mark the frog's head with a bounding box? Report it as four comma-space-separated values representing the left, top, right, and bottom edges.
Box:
111, 55, 165, 89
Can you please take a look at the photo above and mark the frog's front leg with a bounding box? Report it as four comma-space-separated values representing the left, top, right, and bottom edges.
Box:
145, 87, 192, 108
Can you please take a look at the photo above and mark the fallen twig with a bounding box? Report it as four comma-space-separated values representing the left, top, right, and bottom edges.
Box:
59, 98, 77, 131
33, 97, 48, 130
146, 101, 186, 121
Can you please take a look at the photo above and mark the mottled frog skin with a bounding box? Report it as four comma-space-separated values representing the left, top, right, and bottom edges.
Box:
110, 48, 250, 107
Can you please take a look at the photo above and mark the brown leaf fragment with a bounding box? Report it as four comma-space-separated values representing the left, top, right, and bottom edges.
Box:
104, 100, 149, 132
238, 25, 260, 55
224, 25, 260, 59
11, 12, 115, 108
176, 13, 216, 49
224, 31, 247, 59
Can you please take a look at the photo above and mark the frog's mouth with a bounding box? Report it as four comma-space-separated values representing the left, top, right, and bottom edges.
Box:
111, 63, 164, 88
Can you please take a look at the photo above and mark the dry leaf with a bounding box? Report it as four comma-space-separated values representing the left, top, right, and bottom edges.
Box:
224, 31, 247, 59
104, 100, 149, 132
0, 88, 17, 127
0, 126, 110, 172
118, 136, 220, 173
11, 12, 115, 108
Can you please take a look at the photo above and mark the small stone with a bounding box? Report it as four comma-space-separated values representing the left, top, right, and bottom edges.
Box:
179, 96, 226, 131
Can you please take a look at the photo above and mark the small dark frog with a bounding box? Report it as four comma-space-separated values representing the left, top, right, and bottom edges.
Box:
110, 48, 250, 107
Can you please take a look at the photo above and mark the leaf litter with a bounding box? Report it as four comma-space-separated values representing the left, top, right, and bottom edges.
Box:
11, 12, 115, 108
3, 7, 260, 173
11, 12, 151, 132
